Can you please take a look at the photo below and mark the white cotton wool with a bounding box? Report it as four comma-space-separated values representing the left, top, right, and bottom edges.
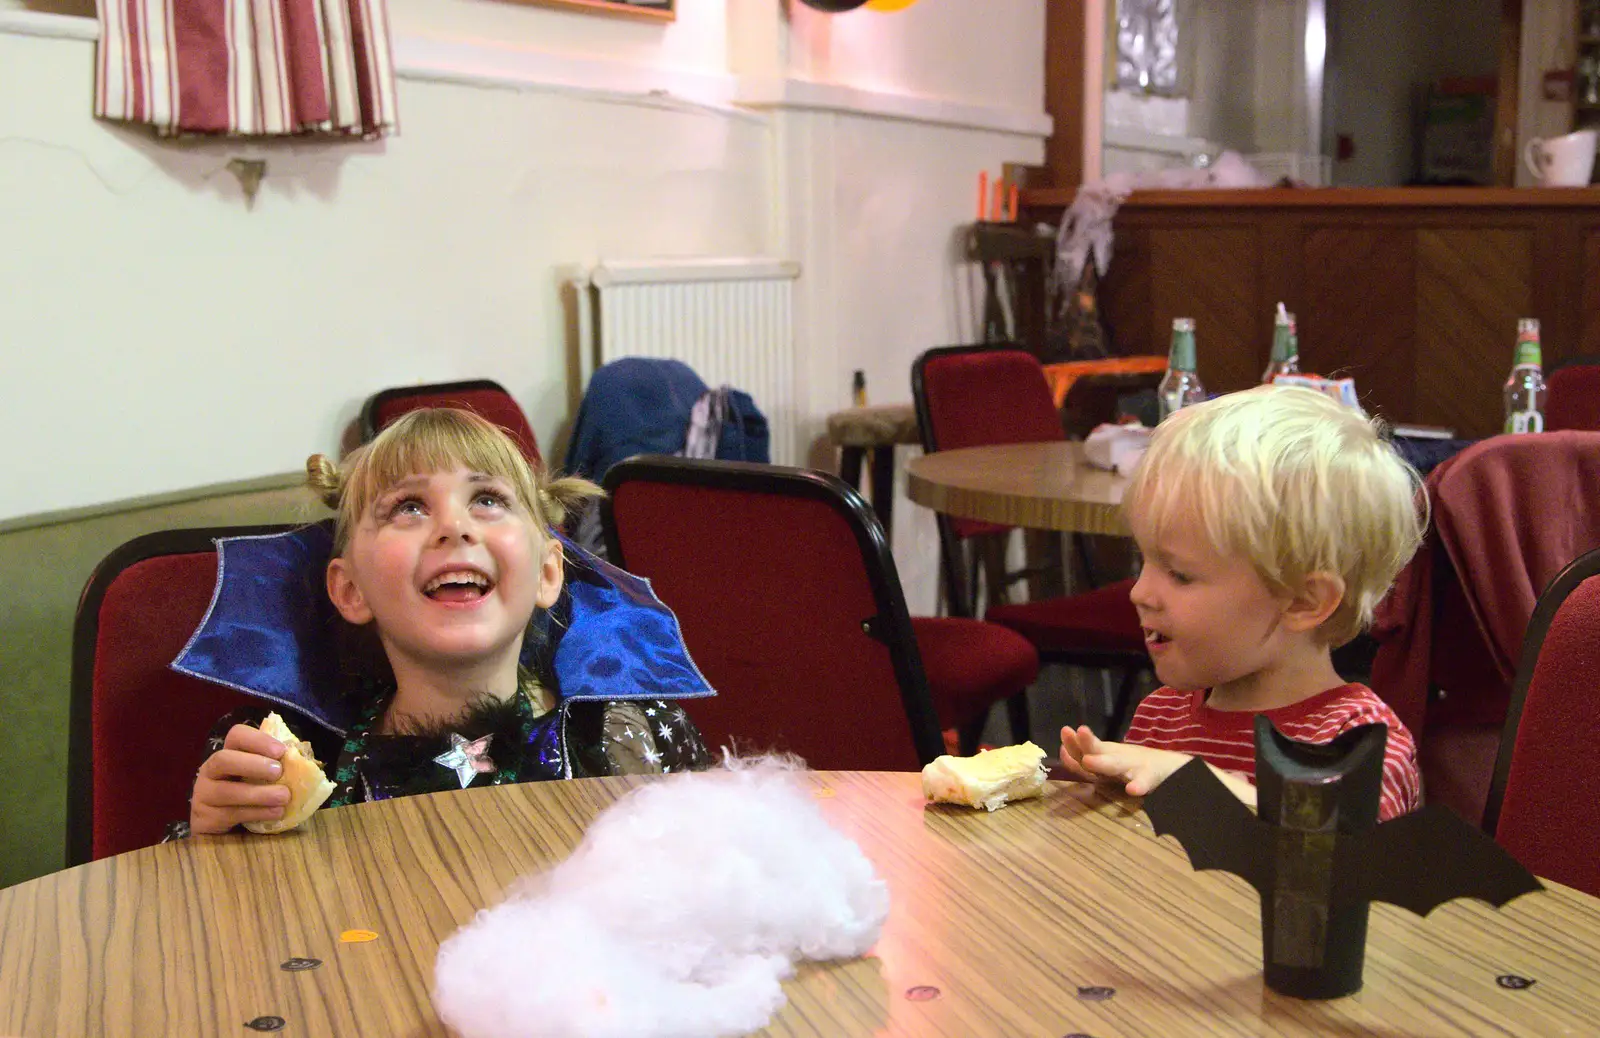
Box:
432, 756, 889, 1038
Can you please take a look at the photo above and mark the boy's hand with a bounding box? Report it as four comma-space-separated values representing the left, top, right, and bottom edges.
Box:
1058, 725, 1190, 797
189, 724, 290, 834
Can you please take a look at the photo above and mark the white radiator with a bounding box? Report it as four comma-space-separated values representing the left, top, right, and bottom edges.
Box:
577, 257, 802, 466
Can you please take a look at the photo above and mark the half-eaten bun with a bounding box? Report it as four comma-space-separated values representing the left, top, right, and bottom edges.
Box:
244, 712, 337, 834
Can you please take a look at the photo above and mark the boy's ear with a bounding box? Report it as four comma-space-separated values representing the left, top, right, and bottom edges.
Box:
326, 557, 374, 625
1283, 571, 1345, 634
535, 536, 564, 609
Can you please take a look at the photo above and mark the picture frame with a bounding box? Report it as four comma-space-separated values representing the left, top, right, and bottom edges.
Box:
517, 0, 674, 21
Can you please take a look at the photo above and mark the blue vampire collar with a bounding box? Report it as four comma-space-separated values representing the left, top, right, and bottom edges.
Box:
170, 522, 715, 735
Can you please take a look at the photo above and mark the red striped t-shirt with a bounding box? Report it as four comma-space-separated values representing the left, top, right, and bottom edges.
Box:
1123, 683, 1421, 820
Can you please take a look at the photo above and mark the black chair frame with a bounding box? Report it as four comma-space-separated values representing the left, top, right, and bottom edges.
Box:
1482, 546, 1600, 837
67, 524, 300, 867
600, 455, 947, 767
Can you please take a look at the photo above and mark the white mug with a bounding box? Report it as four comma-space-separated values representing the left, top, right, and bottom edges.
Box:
1524, 129, 1598, 187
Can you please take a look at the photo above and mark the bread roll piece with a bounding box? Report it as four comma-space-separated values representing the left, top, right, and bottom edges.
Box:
243, 712, 336, 834
921, 742, 1048, 812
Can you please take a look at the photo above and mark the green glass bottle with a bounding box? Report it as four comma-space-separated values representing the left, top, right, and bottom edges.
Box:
1262, 302, 1301, 384
1503, 319, 1546, 434
1158, 318, 1205, 421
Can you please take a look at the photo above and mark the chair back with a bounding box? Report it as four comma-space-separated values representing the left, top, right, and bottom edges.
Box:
601, 456, 945, 770
912, 344, 1066, 614
1370, 431, 1600, 823
1483, 548, 1600, 896
1545, 357, 1600, 432
912, 344, 1065, 455
360, 379, 541, 465
68, 526, 305, 864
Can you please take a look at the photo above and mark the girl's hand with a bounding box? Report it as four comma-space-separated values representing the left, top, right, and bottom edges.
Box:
189, 724, 290, 834
1058, 725, 1190, 797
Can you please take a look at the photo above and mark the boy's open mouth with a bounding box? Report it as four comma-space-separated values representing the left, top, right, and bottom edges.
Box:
422, 569, 494, 603
1143, 628, 1171, 647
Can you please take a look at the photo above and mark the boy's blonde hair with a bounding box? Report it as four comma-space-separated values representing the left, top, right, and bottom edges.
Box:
1124, 385, 1424, 646
306, 408, 602, 554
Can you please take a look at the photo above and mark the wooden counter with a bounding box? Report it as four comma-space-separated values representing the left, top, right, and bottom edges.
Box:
1023, 186, 1600, 438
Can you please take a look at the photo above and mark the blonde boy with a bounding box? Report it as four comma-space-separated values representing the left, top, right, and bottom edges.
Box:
1058, 385, 1425, 819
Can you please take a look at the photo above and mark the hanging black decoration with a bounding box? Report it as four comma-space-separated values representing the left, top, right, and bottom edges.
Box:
798, 0, 869, 11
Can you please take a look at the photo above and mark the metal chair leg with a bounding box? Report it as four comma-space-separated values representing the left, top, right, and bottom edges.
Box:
1105, 668, 1142, 739
1005, 689, 1031, 745
957, 713, 988, 757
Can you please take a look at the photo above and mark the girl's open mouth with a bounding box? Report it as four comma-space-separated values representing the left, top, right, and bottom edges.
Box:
422, 569, 495, 603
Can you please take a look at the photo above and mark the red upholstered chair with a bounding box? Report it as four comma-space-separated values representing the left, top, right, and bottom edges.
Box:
601, 456, 1038, 769
360, 379, 541, 465
1483, 548, 1600, 895
1545, 356, 1600, 432
1370, 431, 1600, 824
912, 344, 1149, 739
67, 526, 337, 865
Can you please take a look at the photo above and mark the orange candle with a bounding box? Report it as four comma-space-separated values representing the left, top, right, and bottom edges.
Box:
977, 171, 988, 221
992, 180, 1004, 222
1008, 182, 1019, 222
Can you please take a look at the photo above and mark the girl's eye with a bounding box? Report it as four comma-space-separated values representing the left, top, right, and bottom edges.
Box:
384, 497, 425, 520
1169, 569, 1194, 585
473, 490, 511, 509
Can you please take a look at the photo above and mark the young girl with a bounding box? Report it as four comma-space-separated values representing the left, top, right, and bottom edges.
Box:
184, 407, 710, 834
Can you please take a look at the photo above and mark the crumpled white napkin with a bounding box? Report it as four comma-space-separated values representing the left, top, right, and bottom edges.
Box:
433, 757, 888, 1038
1083, 421, 1153, 475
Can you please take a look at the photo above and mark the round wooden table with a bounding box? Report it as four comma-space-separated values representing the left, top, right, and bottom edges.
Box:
4, 772, 1598, 1036
905, 440, 1131, 535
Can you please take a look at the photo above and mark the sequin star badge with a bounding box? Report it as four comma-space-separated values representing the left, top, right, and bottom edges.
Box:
434, 733, 496, 789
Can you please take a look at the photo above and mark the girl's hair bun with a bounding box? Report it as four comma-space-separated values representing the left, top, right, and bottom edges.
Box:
305, 453, 343, 511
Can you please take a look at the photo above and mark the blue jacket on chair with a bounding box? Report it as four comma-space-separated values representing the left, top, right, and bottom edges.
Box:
565, 357, 770, 483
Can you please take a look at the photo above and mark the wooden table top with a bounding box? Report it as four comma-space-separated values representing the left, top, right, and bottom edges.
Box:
906, 440, 1131, 535
3, 771, 1596, 1037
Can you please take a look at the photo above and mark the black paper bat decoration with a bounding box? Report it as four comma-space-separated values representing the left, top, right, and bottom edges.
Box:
1143, 716, 1543, 999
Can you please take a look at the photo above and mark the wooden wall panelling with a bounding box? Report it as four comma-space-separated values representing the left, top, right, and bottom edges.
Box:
1148, 226, 1262, 393
1300, 226, 1417, 426
1100, 225, 1154, 356
1526, 209, 1585, 366
1043, 0, 1087, 187
1415, 228, 1533, 437
1575, 223, 1600, 358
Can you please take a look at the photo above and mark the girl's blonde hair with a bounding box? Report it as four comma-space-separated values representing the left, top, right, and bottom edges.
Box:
306, 407, 602, 554
1124, 385, 1426, 646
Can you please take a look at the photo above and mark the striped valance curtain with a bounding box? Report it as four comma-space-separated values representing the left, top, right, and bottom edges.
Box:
95, 0, 398, 139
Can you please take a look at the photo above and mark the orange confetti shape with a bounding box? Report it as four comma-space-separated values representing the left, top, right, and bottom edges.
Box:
340, 929, 379, 944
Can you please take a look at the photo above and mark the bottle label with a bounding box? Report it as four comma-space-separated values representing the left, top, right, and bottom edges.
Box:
1506, 410, 1545, 435
1514, 339, 1542, 368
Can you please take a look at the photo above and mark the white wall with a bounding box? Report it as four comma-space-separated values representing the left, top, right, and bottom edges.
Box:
1, 0, 1050, 612
0, 17, 768, 518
